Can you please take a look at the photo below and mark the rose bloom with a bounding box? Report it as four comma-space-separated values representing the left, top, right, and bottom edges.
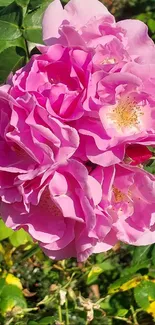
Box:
0, 42, 91, 180
43, 0, 155, 63
42, 0, 155, 167
90, 163, 155, 246
1, 159, 116, 261
0, 43, 105, 261
75, 67, 155, 166
8, 44, 93, 122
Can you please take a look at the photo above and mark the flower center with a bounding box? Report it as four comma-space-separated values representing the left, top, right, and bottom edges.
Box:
107, 97, 144, 129
101, 58, 116, 65
112, 186, 132, 204
112, 186, 126, 202
40, 188, 62, 217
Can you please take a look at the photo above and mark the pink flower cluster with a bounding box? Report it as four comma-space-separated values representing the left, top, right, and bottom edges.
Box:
1, 0, 155, 261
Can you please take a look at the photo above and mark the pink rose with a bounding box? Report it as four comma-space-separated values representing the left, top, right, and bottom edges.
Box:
42, 0, 155, 64
74, 65, 155, 166
91, 164, 155, 246
0, 86, 79, 172
8, 44, 92, 122
42, 0, 114, 47
41, 0, 155, 167
1, 159, 115, 261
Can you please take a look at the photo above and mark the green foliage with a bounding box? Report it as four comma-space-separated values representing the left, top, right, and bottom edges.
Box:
0, 274, 26, 316
132, 245, 151, 264
87, 261, 114, 285
38, 316, 57, 324
0, 284, 26, 314
134, 280, 155, 310
0, 0, 51, 83
0, 219, 13, 240
0, 0, 14, 6
0, 46, 26, 83
23, 1, 52, 43
0, 217, 155, 324
16, 0, 30, 7
9, 229, 32, 247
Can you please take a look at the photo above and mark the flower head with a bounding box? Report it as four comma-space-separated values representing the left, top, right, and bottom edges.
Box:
91, 164, 155, 246
1, 159, 115, 261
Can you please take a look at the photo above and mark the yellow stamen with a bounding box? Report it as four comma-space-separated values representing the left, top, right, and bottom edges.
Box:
101, 58, 116, 65
112, 186, 126, 203
107, 97, 144, 129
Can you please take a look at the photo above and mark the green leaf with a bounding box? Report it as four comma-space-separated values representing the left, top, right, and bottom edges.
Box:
0, 284, 27, 314
0, 219, 14, 240
152, 245, 155, 266
0, 20, 21, 40
135, 13, 148, 23
99, 261, 115, 271
132, 246, 151, 265
116, 309, 128, 317
121, 262, 150, 277
9, 228, 32, 247
6, 274, 22, 290
100, 296, 112, 311
0, 46, 25, 83
145, 159, 155, 174
23, 8, 43, 43
20, 244, 40, 261
87, 261, 114, 285
108, 275, 143, 294
0, 0, 13, 6
145, 165, 155, 174
87, 265, 104, 285
147, 146, 155, 153
0, 37, 25, 53
0, 2, 22, 40
0, 279, 6, 295
148, 19, 155, 33
0, 2, 22, 24
16, 0, 29, 7
134, 280, 155, 310
38, 316, 56, 324
96, 253, 105, 263
28, 0, 47, 10
23, 1, 52, 43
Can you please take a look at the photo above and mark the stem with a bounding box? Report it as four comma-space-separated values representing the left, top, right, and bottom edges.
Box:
85, 319, 89, 325
5, 318, 14, 325
130, 306, 138, 324
110, 316, 133, 324
58, 305, 63, 324
24, 38, 30, 61
21, 244, 40, 261
65, 298, 69, 325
